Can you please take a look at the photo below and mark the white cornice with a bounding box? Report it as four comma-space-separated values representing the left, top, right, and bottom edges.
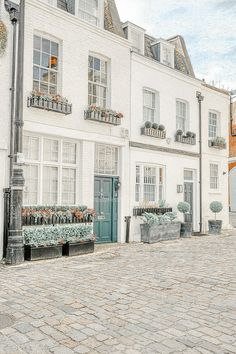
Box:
26, 0, 131, 48
131, 52, 202, 88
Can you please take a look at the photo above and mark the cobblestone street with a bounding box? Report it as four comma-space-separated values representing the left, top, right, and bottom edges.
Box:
0, 234, 236, 354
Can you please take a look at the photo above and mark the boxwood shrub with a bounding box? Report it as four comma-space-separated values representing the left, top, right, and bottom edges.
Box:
23, 224, 94, 247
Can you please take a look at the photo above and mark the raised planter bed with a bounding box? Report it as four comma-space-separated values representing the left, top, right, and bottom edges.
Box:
140, 222, 181, 243
62, 240, 94, 257
24, 244, 63, 261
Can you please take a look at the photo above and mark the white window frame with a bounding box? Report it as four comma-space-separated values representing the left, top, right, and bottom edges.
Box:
176, 99, 189, 133
78, 0, 104, 27
210, 163, 220, 191
135, 164, 165, 205
23, 134, 78, 205
143, 88, 159, 123
95, 144, 119, 176
33, 33, 61, 95
208, 110, 220, 139
88, 53, 110, 109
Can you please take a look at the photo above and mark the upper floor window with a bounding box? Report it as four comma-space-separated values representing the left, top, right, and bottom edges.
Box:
88, 55, 108, 108
57, 0, 75, 14
33, 35, 59, 95
79, 0, 99, 26
143, 89, 159, 123
176, 99, 188, 132
210, 163, 219, 190
123, 22, 145, 55
209, 111, 220, 138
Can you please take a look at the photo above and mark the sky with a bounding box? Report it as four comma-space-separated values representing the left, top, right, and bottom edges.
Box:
115, 0, 236, 91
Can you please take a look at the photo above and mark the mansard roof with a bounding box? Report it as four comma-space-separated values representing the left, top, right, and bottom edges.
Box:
104, 0, 195, 77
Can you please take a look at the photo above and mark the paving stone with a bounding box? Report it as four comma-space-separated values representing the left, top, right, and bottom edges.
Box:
1, 234, 236, 354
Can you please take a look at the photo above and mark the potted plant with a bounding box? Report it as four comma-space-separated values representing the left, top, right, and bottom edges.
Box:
144, 121, 152, 129
177, 202, 192, 238
62, 224, 95, 257
208, 201, 223, 235
158, 124, 165, 131
140, 212, 181, 243
152, 123, 158, 130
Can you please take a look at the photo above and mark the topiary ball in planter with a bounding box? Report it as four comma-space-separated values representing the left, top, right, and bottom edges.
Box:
177, 202, 192, 238
145, 121, 152, 128
158, 124, 165, 131
152, 123, 158, 130
177, 201, 191, 214
209, 201, 223, 235
176, 129, 183, 135
186, 131, 193, 138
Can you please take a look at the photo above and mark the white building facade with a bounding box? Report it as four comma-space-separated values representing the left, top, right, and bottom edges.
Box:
0, 0, 230, 258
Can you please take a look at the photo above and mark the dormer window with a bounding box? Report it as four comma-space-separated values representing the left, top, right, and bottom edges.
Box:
41, 0, 104, 27
123, 22, 145, 55
151, 39, 175, 68
79, 0, 100, 26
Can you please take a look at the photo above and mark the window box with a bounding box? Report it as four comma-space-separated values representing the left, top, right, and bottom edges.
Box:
62, 240, 94, 257
84, 109, 122, 126
24, 244, 63, 261
133, 207, 172, 217
141, 127, 166, 139
27, 95, 72, 115
208, 138, 226, 150
175, 131, 196, 145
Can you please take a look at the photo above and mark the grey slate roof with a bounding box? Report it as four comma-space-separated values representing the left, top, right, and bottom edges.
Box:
104, 0, 195, 78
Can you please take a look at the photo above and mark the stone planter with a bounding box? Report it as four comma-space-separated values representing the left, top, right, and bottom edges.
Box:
140, 222, 181, 243
62, 240, 94, 257
180, 222, 192, 238
24, 244, 63, 261
208, 220, 222, 235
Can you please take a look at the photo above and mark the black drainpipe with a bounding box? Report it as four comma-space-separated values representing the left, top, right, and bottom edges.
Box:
196, 91, 204, 234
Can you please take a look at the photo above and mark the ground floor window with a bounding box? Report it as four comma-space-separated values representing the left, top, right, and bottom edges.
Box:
23, 135, 78, 205
95, 144, 119, 176
135, 164, 165, 204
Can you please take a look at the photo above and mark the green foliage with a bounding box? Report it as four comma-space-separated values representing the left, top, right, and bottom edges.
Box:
210, 201, 223, 214
23, 224, 93, 247
158, 124, 165, 131
152, 123, 158, 129
142, 212, 178, 225
144, 121, 152, 128
158, 200, 166, 208
176, 129, 183, 135
177, 201, 191, 214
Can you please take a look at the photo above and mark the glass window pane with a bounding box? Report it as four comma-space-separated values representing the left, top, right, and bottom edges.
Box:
33, 50, 40, 65
34, 35, 41, 50
23, 164, 38, 205
41, 53, 50, 68
42, 38, 50, 53
43, 166, 58, 204
51, 42, 58, 56
62, 168, 76, 205
63, 142, 76, 164
33, 67, 39, 80
43, 139, 59, 162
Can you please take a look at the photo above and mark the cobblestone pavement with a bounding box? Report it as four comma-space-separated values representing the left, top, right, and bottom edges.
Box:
0, 234, 236, 354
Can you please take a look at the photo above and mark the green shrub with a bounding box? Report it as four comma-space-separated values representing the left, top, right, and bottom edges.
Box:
142, 212, 178, 225
210, 201, 223, 220
158, 124, 165, 131
23, 224, 93, 247
177, 201, 191, 214
144, 121, 152, 128
152, 123, 158, 129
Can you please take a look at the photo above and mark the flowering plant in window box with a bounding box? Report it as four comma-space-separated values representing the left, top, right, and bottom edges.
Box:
209, 137, 226, 150
175, 130, 196, 145
85, 105, 123, 125
28, 91, 72, 114
22, 205, 96, 225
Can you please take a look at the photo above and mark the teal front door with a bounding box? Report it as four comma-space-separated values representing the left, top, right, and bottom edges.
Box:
94, 176, 118, 243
